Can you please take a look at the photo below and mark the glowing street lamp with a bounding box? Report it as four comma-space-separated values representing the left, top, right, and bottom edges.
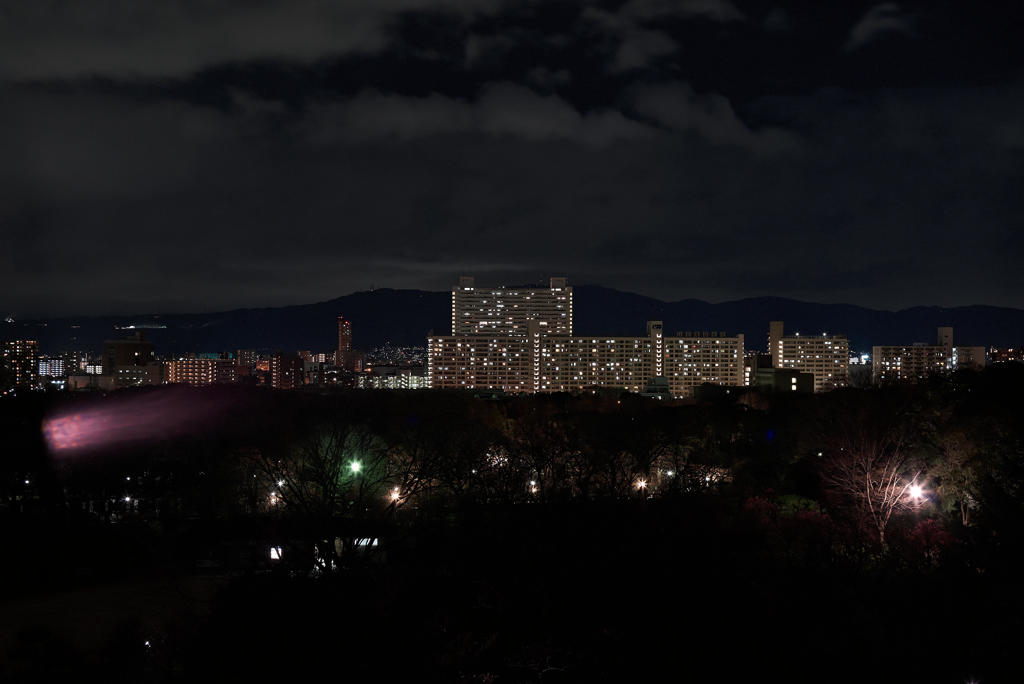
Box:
909, 483, 924, 501
635, 478, 648, 491
349, 460, 362, 475
390, 487, 401, 502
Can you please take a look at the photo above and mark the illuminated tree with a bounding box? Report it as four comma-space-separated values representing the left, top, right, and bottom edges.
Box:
818, 392, 927, 546
248, 421, 390, 572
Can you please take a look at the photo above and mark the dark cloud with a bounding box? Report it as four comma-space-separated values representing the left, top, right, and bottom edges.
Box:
628, 81, 799, 153
844, 3, 916, 51
301, 83, 655, 145
0, 0, 502, 79
620, 0, 745, 23
1, 0, 1022, 317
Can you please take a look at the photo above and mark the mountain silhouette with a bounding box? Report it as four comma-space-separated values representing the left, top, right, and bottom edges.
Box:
5, 286, 1022, 356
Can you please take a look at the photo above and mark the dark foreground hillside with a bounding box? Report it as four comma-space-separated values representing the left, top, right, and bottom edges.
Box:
2, 369, 1023, 681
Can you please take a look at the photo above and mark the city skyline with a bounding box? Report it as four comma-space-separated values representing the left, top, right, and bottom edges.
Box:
5, 276, 1011, 397
8, 277, 1024, 357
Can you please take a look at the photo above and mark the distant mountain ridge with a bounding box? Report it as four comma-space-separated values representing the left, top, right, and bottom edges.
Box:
5, 286, 1024, 355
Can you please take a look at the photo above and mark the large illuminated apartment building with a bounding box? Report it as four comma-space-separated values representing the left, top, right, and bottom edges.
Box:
768, 321, 849, 392
429, 279, 744, 398
2, 339, 39, 390
872, 344, 947, 383
165, 357, 237, 385
452, 276, 572, 337
873, 327, 984, 383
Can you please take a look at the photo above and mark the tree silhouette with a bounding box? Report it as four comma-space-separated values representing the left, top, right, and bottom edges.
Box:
248, 421, 390, 572
818, 392, 928, 545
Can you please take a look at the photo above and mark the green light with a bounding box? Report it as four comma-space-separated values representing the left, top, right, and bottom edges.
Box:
349, 460, 362, 474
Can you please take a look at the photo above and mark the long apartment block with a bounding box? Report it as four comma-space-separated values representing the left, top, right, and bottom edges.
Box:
430, 278, 744, 397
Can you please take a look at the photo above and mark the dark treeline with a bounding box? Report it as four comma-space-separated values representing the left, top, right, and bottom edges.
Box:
2, 367, 1024, 681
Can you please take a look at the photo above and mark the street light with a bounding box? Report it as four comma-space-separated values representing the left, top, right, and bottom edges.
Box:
349, 460, 362, 474
909, 484, 924, 501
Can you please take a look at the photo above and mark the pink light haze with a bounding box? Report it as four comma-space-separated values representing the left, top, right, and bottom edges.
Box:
43, 387, 233, 454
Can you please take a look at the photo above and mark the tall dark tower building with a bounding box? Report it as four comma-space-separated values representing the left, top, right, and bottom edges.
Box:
270, 351, 304, 390
337, 316, 353, 369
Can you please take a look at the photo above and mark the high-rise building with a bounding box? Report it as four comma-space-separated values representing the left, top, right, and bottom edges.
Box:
337, 317, 353, 370
663, 330, 745, 396
61, 350, 87, 375
271, 352, 305, 389
768, 322, 849, 392
872, 345, 947, 383
451, 276, 573, 337
938, 326, 954, 359
951, 346, 986, 371
428, 320, 744, 398
102, 332, 155, 375
237, 349, 259, 369
165, 357, 237, 385
2, 339, 40, 390
872, 327, 976, 382
38, 357, 65, 378
114, 363, 164, 387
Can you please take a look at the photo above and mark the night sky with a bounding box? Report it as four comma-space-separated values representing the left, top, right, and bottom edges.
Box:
2, 1, 1022, 317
